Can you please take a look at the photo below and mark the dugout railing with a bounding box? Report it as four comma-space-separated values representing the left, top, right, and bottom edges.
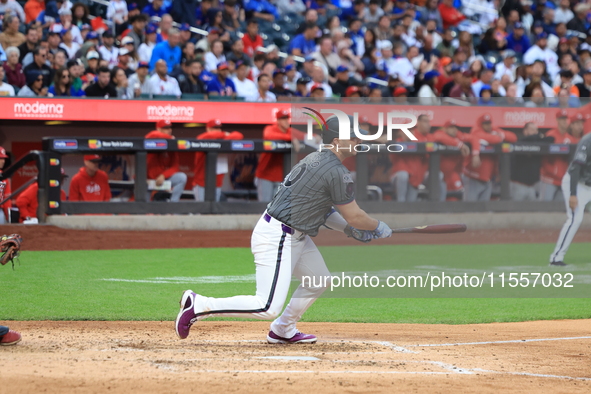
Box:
32, 136, 574, 221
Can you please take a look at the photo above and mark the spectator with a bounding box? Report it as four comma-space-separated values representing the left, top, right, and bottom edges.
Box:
69, 154, 112, 202
71, 2, 91, 27
0, 15, 25, 50
363, 0, 384, 25
142, 0, 169, 18
53, 9, 83, 45
506, 22, 531, 54
247, 73, 276, 102
450, 70, 476, 99
107, 0, 128, 33
177, 23, 193, 46
174, 59, 205, 95
540, 110, 579, 201
438, 0, 465, 30
98, 31, 119, 69
145, 120, 187, 202
226, 38, 250, 66
126, 14, 148, 50
48, 66, 75, 96
84, 66, 117, 97
441, 65, 462, 97
523, 32, 560, 78
289, 22, 319, 57
221, 0, 240, 32
0, 67, 15, 96
463, 114, 517, 201
149, 27, 181, 73
111, 67, 130, 98
59, 29, 80, 59
306, 66, 333, 97
553, 0, 573, 24
566, 3, 589, 35
241, 19, 263, 59
127, 61, 151, 98
66, 58, 86, 95
138, 24, 157, 63
17, 71, 49, 96
25, 0, 45, 24
231, 60, 257, 98
269, 69, 295, 99
295, 76, 310, 97
46, 31, 61, 55
51, 49, 67, 72
192, 119, 243, 201
309, 83, 326, 99
255, 109, 302, 201
16, 169, 68, 223
85, 50, 99, 74
3, 47, 25, 88
116, 48, 134, 77
575, 68, 591, 98
330, 65, 353, 97
284, 63, 300, 92
276, 0, 306, 16
147, 59, 181, 97
392, 86, 408, 103
510, 122, 554, 201
419, 0, 443, 31
207, 61, 236, 97
204, 39, 226, 72
17, 26, 38, 64
418, 71, 439, 105
495, 50, 517, 82
0, 0, 25, 24
394, 46, 418, 87
311, 36, 340, 82
244, 0, 279, 22
23, 46, 52, 86
196, 27, 220, 52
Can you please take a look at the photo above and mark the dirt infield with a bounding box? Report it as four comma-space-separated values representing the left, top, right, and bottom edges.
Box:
4, 225, 591, 250
3, 320, 590, 393
2, 225, 590, 392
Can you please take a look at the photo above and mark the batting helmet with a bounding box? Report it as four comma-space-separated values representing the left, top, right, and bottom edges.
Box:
322, 115, 369, 144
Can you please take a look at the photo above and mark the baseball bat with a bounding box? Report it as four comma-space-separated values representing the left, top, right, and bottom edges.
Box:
391, 224, 467, 234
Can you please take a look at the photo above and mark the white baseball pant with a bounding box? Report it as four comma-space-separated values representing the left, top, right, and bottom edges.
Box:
550, 173, 591, 263
195, 213, 330, 339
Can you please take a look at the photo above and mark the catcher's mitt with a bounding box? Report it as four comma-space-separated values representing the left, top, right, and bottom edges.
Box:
344, 226, 373, 243
0, 234, 22, 268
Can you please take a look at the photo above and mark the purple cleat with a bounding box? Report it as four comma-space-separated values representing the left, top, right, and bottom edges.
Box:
267, 330, 317, 344
175, 290, 198, 339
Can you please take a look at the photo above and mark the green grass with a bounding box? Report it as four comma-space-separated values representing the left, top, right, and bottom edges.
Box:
1, 243, 590, 323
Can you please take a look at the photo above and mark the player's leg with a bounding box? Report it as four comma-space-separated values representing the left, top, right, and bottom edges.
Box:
464, 177, 484, 201
269, 236, 330, 342
481, 180, 493, 201
549, 174, 590, 264
392, 171, 410, 202
193, 185, 204, 201
256, 177, 275, 202
175, 216, 305, 338
168, 172, 188, 202
439, 171, 446, 202
540, 181, 557, 201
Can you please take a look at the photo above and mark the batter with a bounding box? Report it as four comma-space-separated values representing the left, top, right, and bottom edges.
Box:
550, 133, 591, 266
175, 115, 393, 343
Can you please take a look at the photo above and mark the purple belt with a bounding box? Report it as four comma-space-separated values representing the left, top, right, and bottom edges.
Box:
264, 213, 295, 235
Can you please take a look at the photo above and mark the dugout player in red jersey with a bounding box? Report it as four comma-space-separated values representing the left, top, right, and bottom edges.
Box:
69, 155, 112, 202
430, 120, 475, 197
146, 120, 188, 202
255, 109, 306, 202
0, 147, 12, 224
389, 115, 446, 201
463, 113, 517, 201
540, 110, 580, 201
192, 119, 244, 201
17, 168, 68, 223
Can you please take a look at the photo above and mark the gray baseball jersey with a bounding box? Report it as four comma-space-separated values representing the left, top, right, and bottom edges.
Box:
266, 150, 355, 236
569, 133, 591, 191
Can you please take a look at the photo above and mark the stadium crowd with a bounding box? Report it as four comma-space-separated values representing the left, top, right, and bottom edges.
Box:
0, 0, 590, 103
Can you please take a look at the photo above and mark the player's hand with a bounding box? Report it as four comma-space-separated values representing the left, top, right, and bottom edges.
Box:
344, 226, 372, 243
372, 221, 392, 239
460, 144, 470, 157
471, 154, 481, 168
569, 196, 578, 210
156, 174, 165, 187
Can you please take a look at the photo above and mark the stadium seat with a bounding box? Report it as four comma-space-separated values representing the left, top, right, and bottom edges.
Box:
182, 93, 206, 100
153, 95, 180, 100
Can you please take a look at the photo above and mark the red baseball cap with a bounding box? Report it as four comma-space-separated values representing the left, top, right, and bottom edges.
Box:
571, 112, 585, 122
359, 115, 370, 125
556, 109, 568, 119
206, 119, 222, 128
444, 119, 458, 128
345, 86, 360, 97
84, 154, 101, 161
310, 83, 325, 92
156, 119, 172, 129
0, 147, 8, 159
480, 113, 492, 123
276, 109, 290, 119
393, 86, 408, 97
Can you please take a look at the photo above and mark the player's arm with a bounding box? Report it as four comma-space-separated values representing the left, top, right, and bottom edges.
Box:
336, 200, 378, 230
